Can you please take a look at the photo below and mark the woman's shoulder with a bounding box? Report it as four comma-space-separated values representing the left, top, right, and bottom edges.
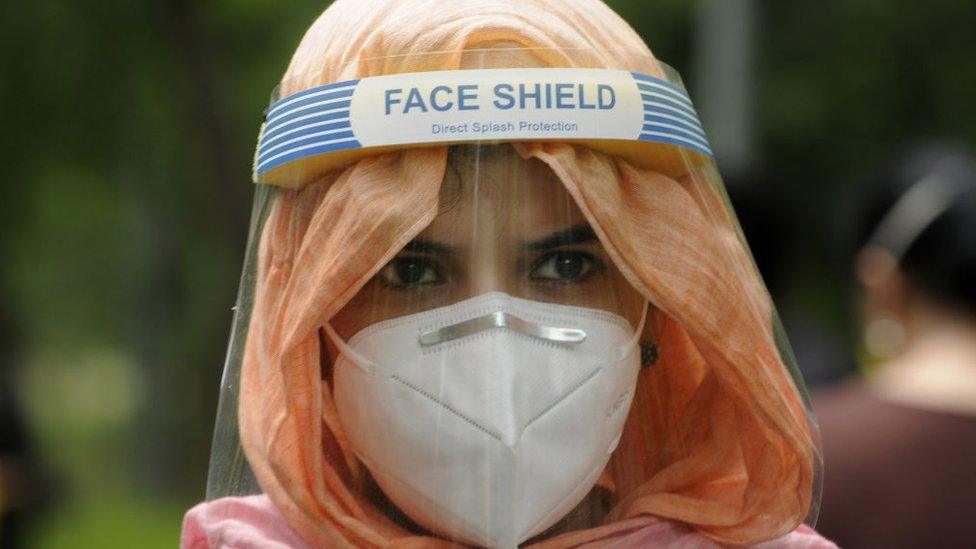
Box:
181, 494, 310, 549
746, 525, 838, 549
182, 496, 836, 549
592, 519, 837, 548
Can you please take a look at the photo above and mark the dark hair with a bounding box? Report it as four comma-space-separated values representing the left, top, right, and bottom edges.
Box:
440, 144, 509, 214
856, 141, 976, 315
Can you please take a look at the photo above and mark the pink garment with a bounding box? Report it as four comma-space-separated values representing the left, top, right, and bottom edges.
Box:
182, 496, 837, 548
182, 496, 311, 549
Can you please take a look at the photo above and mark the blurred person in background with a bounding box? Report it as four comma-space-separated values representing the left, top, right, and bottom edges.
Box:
814, 142, 976, 548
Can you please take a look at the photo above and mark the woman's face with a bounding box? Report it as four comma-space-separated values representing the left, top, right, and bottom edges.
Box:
328, 145, 645, 343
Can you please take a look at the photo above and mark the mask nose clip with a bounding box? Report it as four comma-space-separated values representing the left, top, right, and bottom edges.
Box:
419, 310, 586, 347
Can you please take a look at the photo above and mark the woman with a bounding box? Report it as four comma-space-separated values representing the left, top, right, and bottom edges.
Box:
183, 1, 834, 546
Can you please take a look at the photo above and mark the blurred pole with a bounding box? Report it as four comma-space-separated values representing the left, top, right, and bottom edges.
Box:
692, 0, 756, 175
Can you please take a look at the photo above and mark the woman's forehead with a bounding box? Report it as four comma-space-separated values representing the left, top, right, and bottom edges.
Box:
429, 147, 589, 243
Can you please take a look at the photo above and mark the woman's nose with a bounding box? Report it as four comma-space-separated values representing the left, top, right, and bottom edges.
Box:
468, 263, 507, 296
464, 247, 520, 297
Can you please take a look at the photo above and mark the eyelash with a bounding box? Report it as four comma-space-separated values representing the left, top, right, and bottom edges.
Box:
377, 256, 445, 290
376, 249, 606, 290
529, 250, 605, 285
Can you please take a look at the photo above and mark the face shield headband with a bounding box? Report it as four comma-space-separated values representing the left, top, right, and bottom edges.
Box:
254, 67, 713, 187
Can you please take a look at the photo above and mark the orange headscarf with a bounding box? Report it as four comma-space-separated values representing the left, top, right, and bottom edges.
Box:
239, 1, 816, 546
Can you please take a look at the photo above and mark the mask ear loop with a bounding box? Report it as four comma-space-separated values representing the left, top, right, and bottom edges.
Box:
322, 321, 378, 376
615, 300, 649, 362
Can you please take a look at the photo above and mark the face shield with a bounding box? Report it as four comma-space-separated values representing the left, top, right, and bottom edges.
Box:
206, 48, 820, 548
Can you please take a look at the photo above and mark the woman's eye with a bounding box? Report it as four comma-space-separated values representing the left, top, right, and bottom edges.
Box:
378, 257, 444, 288
530, 251, 599, 283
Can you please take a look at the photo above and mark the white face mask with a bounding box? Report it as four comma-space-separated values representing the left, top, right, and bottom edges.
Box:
326, 292, 644, 548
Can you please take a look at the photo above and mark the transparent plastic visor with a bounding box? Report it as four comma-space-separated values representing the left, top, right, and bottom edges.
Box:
206, 48, 821, 548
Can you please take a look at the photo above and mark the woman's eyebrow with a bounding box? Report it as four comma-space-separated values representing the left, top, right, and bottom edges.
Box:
403, 237, 455, 255
524, 224, 597, 250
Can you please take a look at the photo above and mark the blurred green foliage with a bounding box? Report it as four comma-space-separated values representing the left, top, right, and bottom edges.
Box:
1, 0, 973, 547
